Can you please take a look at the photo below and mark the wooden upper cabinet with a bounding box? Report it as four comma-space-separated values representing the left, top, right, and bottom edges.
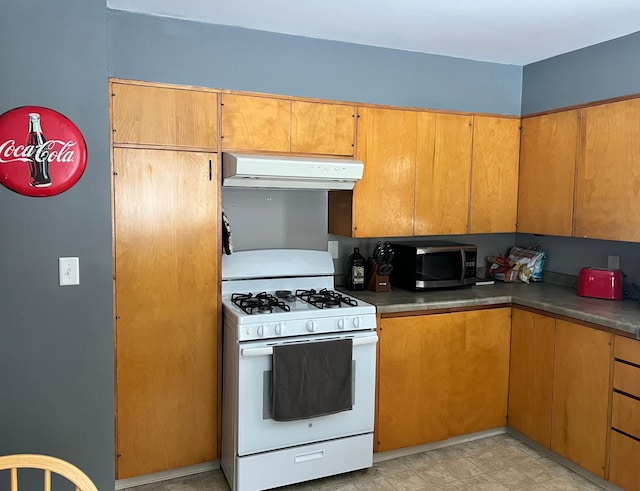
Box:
517, 110, 578, 236
469, 116, 520, 233
575, 98, 640, 241
415, 112, 473, 235
508, 309, 555, 448
551, 319, 611, 478
291, 101, 355, 156
352, 106, 417, 237
111, 82, 217, 149
221, 93, 291, 152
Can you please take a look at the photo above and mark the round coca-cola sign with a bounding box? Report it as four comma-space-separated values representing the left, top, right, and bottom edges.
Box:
0, 106, 87, 197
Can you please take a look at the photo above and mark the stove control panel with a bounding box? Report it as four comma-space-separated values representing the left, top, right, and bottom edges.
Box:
233, 314, 376, 341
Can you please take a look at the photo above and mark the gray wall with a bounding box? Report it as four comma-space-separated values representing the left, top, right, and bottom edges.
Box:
0, 1, 114, 490
108, 10, 522, 115
522, 31, 640, 114
223, 188, 515, 279
517, 234, 640, 297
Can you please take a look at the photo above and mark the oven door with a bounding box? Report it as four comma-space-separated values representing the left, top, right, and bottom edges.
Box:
236, 330, 377, 456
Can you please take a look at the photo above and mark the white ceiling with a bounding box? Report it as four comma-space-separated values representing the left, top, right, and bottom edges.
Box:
107, 0, 640, 65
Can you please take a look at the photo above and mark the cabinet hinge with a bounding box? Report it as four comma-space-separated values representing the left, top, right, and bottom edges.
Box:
113, 171, 118, 176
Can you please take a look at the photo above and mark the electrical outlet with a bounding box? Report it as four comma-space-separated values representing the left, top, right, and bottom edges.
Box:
328, 241, 339, 259
607, 255, 620, 270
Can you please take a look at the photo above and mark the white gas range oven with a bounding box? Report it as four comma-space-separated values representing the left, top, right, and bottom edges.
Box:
220, 249, 377, 491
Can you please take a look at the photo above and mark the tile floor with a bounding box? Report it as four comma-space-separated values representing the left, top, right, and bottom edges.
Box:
123, 434, 607, 491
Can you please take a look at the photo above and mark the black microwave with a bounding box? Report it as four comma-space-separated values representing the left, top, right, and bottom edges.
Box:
389, 241, 477, 290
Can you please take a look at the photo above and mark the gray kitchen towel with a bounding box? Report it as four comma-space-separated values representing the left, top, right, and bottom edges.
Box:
272, 338, 353, 421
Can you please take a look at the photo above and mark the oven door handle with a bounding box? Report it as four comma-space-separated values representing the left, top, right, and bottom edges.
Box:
241, 335, 378, 358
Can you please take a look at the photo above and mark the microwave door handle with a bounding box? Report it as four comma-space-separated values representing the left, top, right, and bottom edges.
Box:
460, 249, 466, 284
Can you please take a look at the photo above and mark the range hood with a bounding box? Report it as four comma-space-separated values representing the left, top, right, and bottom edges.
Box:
222, 152, 364, 190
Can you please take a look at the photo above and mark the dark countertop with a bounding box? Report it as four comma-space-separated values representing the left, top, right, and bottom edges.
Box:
342, 282, 640, 339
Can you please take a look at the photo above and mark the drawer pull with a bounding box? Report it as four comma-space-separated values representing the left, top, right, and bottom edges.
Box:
294, 450, 325, 464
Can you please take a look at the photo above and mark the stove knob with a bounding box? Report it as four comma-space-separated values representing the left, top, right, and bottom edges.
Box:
352, 316, 361, 329
257, 325, 265, 337
338, 318, 345, 330
274, 323, 283, 335
306, 320, 317, 332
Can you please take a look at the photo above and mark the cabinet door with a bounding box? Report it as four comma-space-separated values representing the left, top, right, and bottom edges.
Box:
551, 320, 611, 478
111, 82, 217, 149
377, 313, 456, 451
609, 430, 640, 491
575, 99, 640, 241
221, 94, 290, 152
517, 110, 578, 236
291, 101, 355, 156
508, 309, 555, 447
449, 308, 511, 436
353, 107, 417, 237
415, 112, 473, 235
469, 116, 520, 233
114, 148, 218, 479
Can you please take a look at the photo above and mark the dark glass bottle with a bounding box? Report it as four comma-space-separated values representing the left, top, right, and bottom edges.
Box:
346, 247, 365, 291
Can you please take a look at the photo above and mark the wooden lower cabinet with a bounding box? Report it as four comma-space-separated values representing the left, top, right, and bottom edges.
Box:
376, 308, 510, 452
114, 148, 219, 479
508, 310, 612, 478
377, 313, 454, 451
550, 320, 611, 478
508, 309, 555, 447
609, 335, 640, 491
449, 308, 511, 436
609, 431, 640, 491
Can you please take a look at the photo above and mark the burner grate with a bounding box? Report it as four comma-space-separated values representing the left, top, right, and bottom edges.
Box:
231, 292, 291, 315
295, 288, 358, 309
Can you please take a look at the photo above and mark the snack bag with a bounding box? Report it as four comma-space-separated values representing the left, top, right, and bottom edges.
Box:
507, 245, 547, 282
486, 255, 520, 282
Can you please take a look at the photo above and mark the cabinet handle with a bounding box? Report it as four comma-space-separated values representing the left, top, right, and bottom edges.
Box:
209, 160, 212, 181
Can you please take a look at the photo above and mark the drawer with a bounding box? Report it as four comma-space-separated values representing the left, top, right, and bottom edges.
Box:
612, 392, 640, 439
236, 433, 373, 491
609, 430, 640, 491
615, 335, 640, 365
614, 361, 640, 398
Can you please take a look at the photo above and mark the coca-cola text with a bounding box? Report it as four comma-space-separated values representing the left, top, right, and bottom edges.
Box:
0, 139, 77, 164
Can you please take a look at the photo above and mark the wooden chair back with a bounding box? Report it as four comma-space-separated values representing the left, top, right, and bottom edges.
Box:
0, 454, 98, 491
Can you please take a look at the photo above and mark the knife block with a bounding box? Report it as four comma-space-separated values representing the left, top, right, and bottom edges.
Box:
366, 259, 390, 292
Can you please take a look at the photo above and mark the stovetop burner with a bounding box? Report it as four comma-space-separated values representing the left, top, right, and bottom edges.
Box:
230, 289, 360, 315
296, 288, 359, 309
231, 292, 292, 315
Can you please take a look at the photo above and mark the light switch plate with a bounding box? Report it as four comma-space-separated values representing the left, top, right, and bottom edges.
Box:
59, 257, 80, 286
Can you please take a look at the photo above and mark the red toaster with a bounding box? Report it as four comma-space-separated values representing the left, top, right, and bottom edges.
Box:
576, 267, 623, 300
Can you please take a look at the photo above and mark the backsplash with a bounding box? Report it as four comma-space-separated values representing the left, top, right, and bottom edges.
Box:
222, 189, 640, 297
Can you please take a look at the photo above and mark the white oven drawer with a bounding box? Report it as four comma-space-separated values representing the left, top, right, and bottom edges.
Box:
236, 433, 373, 491
236, 331, 377, 456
